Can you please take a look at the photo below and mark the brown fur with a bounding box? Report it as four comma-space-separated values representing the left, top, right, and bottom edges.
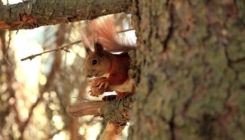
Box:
86, 16, 136, 52
83, 16, 136, 99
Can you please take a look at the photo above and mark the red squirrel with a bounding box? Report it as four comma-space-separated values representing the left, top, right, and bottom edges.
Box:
82, 17, 136, 99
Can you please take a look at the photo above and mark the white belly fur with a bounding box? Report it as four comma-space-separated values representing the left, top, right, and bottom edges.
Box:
109, 78, 135, 92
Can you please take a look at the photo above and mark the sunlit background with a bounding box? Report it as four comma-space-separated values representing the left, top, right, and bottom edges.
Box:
0, 0, 135, 139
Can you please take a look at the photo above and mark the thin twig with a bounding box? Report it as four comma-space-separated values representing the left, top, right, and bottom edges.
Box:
20, 40, 82, 61
20, 28, 133, 61
117, 28, 134, 33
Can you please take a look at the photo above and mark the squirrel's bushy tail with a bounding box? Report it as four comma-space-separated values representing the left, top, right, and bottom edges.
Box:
85, 16, 135, 53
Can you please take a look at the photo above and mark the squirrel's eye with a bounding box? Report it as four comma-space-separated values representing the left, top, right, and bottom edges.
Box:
92, 59, 97, 65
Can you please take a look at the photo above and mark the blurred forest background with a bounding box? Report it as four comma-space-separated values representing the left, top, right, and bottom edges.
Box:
1, 0, 245, 140
0, 0, 134, 140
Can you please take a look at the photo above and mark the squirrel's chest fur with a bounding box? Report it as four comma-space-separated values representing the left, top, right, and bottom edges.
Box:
109, 78, 134, 93
106, 53, 131, 85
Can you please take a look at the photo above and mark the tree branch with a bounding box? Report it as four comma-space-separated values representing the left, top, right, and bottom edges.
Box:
99, 123, 125, 140
66, 95, 133, 123
0, 0, 132, 30
66, 100, 108, 117
66, 95, 133, 140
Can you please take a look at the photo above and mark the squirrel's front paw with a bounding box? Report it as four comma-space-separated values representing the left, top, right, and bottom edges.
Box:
88, 77, 109, 90
88, 77, 109, 97
89, 86, 105, 97
88, 77, 104, 87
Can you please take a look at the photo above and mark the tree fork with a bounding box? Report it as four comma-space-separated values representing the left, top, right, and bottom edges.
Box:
66, 94, 134, 140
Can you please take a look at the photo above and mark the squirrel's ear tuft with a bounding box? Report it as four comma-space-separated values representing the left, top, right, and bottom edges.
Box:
85, 48, 92, 54
94, 43, 106, 57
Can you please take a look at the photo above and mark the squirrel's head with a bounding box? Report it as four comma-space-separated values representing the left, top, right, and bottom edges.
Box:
84, 43, 111, 78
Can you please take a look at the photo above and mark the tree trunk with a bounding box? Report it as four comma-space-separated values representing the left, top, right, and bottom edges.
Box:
130, 0, 245, 140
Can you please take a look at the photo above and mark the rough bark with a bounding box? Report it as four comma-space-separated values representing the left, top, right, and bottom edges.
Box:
66, 94, 133, 124
66, 95, 133, 140
130, 0, 245, 140
0, 0, 131, 30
